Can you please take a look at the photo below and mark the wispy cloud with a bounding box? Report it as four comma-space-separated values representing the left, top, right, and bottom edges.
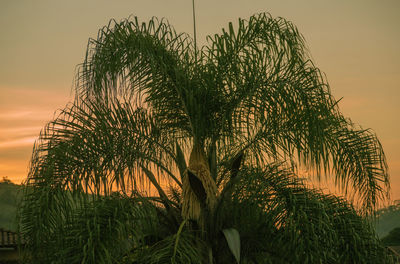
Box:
0, 126, 42, 136
0, 87, 68, 182
0, 109, 60, 122
0, 137, 36, 149
0, 86, 71, 108
0, 111, 48, 144
0, 111, 34, 119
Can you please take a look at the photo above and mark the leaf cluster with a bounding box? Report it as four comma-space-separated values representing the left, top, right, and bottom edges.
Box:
18, 13, 392, 263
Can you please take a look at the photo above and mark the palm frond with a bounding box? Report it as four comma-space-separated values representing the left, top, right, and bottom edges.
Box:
129, 229, 206, 264
214, 162, 392, 263
27, 98, 180, 196
19, 12, 392, 263
76, 16, 224, 143
204, 13, 388, 212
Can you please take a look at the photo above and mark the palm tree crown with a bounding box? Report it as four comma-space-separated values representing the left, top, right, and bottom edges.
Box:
20, 13, 393, 263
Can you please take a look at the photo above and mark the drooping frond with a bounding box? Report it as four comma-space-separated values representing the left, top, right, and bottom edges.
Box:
19, 12, 392, 263
203, 13, 389, 212
214, 163, 392, 263
19, 190, 169, 263
131, 229, 206, 264
27, 98, 180, 196
76, 17, 224, 143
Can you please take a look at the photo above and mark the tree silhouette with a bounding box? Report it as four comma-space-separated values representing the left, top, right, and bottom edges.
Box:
19, 13, 392, 263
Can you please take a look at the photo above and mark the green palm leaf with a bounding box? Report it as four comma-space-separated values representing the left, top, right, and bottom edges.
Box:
19, 13, 393, 264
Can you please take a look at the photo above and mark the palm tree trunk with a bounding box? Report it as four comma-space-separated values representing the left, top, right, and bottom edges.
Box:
182, 142, 217, 222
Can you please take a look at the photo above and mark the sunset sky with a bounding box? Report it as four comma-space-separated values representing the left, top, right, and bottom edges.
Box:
1, 0, 399, 202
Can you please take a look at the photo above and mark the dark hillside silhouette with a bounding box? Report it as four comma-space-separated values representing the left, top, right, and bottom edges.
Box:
0, 178, 21, 232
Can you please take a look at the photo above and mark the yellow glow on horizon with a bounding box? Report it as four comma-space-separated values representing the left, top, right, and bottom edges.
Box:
0, 159, 30, 184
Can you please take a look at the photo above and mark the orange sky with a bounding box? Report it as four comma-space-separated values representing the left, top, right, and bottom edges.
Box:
0, 0, 399, 202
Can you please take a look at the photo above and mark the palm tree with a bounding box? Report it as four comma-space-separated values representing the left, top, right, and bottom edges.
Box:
19, 13, 393, 263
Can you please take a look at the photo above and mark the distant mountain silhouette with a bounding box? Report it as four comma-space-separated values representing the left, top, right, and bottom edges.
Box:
375, 201, 400, 238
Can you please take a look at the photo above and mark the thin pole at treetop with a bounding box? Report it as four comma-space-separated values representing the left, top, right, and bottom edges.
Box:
192, 0, 197, 60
